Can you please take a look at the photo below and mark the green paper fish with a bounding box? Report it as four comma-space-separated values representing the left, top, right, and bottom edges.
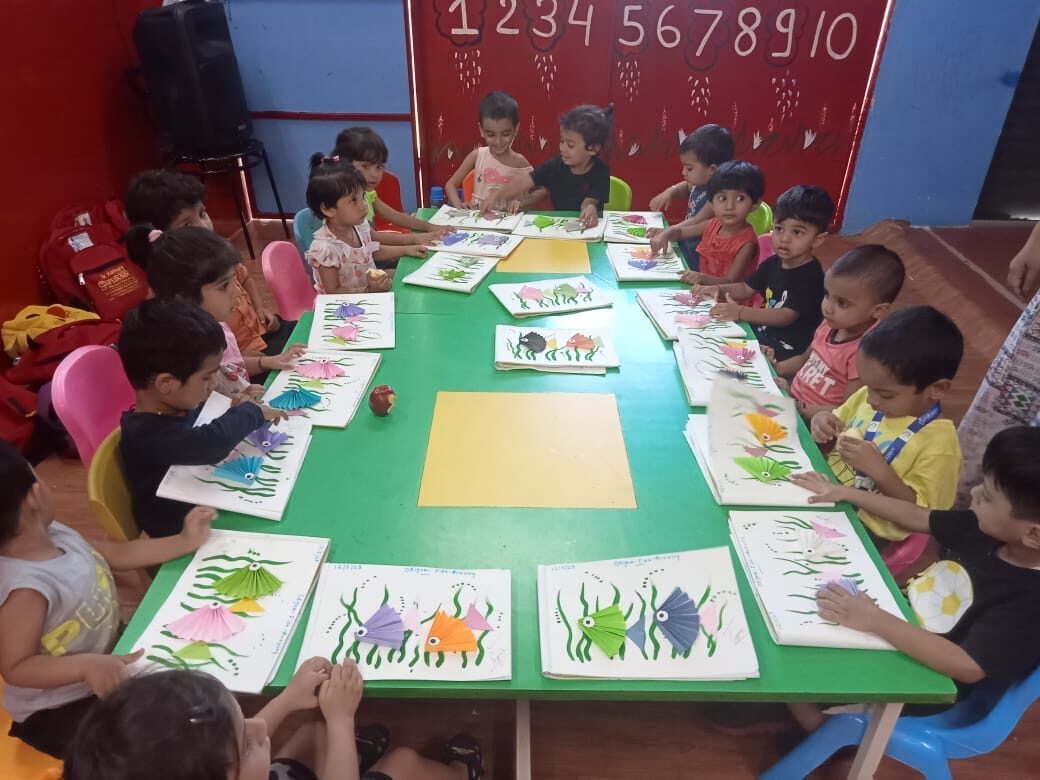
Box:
577, 604, 626, 658
214, 562, 284, 599
734, 456, 793, 484
532, 215, 556, 231
553, 283, 578, 299
174, 641, 213, 662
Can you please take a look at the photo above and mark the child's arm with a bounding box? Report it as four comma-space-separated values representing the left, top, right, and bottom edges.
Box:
444, 149, 479, 207
244, 347, 307, 376
579, 198, 600, 228
711, 294, 798, 328
0, 591, 143, 696
648, 181, 689, 212
94, 506, 214, 571
319, 662, 363, 780
835, 434, 918, 503
316, 265, 366, 295
372, 244, 428, 262
797, 378, 866, 422
775, 347, 811, 379
693, 281, 756, 302
255, 656, 331, 734
373, 229, 445, 246
789, 473, 932, 533
161, 402, 278, 465
372, 197, 436, 233
485, 172, 537, 212
817, 584, 984, 682
239, 267, 279, 331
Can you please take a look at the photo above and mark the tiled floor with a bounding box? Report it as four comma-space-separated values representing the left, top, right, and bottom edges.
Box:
15, 219, 1039, 779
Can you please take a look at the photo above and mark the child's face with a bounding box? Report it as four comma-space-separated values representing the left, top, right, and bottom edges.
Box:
228, 693, 270, 780
169, 202, 213, 231
157, 352, 222, 411
322, 189, 369, 228
480, 117, 517, 156
821, 271, 887, 332
969, 476, 1039, 546
680, 152, 716, 188
199, 268, 242, 322
857, 353, 948, 419
772, 218, 823, 263
712, 189, 757, 228
352, 159, 385, 191
558, 128, 597, 170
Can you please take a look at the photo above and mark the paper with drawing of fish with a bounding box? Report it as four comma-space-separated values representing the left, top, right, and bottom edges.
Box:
512, 214, 606, 241
427, 229, 524, 258
487, 276, 612, 318
494, 325, 620, 375
601, 211, 666, 244
427, 204, 524, 232
606, 243, 686, 281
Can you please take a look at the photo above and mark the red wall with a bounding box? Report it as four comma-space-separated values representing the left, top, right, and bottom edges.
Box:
0, 0, 162, 323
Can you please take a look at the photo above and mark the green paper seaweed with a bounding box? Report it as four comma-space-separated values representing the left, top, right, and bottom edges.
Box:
213, 562, 284, 599
577, 604, 626, 658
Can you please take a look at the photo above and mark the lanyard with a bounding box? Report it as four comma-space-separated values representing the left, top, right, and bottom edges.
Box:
854, 403, 941, 490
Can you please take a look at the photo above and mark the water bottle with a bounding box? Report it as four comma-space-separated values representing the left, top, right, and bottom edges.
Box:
430, 186, 445, 208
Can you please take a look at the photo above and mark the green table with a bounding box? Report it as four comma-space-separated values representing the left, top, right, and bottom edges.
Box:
119, 212, 954, 779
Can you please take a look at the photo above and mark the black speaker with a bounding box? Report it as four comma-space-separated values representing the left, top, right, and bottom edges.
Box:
134, 0, 253, 155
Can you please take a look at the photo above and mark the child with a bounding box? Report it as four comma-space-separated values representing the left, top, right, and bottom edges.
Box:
118, 299, 286, 538
444, 90, 542, 210
780, 244, 905, 419
791, 426, 1040, 722
487, 104, 614, 228
677, 160, 764, 285
124, 169, 293, 355
0, 438, 215, 758
692, 185, 832, 361
65, 664, 486, 780
647, 123, 735, 266
809, 306, 964, 545
128, 226, 306, 392
306, 157, 425, 293
333, 127, 447, 246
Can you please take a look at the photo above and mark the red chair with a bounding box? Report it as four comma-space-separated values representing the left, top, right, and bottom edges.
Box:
51, 345, 135, 465
374, 170, 406, 233
882, 532, 931, 578
462, 170, 476, 204
261, 241, 316, 321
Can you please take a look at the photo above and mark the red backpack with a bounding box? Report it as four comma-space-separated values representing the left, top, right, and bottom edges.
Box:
38, 225, 148, 319
5, 319, 122, 387
0, 376, 37, 452
49, 199, 130, 238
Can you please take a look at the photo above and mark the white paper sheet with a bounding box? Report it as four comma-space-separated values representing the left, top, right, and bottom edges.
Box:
401, 252, 499, 294
635, 289, 747, 340
605, 243, 685, 282
674, 330, 780, 406
601, 211, 666, 244
427, 229, 525, 258
488, 276, 613, 318
308, 293, 395, 351
427, 204, 524, 232
512, 214, 606, 241
494, 325, 620, 374
263, 351, 381, 428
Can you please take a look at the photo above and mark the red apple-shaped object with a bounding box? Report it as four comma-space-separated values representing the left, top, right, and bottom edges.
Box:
369, 385, 396, 416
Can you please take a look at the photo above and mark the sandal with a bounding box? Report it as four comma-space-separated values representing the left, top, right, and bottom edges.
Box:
444, 733, 483, 780
355, 723, 389, 773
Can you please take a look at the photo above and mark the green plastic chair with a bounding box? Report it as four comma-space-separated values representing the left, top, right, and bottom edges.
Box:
747, 201, 773, 236
604, 176, 632, 211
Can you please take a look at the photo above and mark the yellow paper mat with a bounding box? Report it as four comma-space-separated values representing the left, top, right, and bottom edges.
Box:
419, 392, 636, 508
497, 239, 591, 273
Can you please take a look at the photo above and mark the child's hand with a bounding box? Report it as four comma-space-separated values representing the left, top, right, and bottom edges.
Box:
178, 506, 216, 551
710, 294, 742, 321
426, 227, 454, 241
810, 411, 844, 443
258, 404, 289, 423
681, 271, 706, 286
231, 383, 267, 406
281, 656, 332, 712
835, 435, 887, 476
817, 585, 882, 633
404, 244, 429, 259
254, 304, 281, 332
648, 190, 672, 213
367, 275, 394, 293
774, 375, 790, 392
82, 650, 143, 698
790, 472, 850, 504
649, 229, 673, 256
761, 345, 777, 366
264, 347, 306, 372
319, 661, 364, 727
506, 199, 522, 214
689, 283, 718, 299
579, 204, 599, 229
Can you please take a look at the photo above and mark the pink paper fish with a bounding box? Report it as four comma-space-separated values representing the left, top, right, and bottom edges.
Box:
463, 604, 494, 632
332, 324, 360, 342
574, 282, 592, 295
622, 214, 648, 224
166, 602, 246, 642
675, 312, 711, 328
743, 445, 768, 457
519, 285, 544, 301
720, 344, 756, 364
700, 603, 719, 631
810, 520, 847, 539
295, 359, 345, 379
672, 292, 699, 307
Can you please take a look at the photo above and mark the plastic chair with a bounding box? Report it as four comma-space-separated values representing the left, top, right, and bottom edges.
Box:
882, 532, 931, 578
747, 201, 773, 236
761, 664, 1040, 780
0, 682, 62, 778
51, 345, 135, 466
374, 170, 406, 232
293, 207, 321, 257
462, 170, 476, 204
756, 233, 774, 264
87, 428, 139, 542
261, 240, 317, 321
604, 176, 633, 211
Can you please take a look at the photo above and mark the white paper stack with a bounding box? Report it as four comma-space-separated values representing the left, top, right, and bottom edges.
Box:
427, 229, 525, 258
263, 351, 381, 428
494, 325, 620, 375
309, 293, 395, 351
488, 276, 612, 318
605, 243, 685, 281
513, 214, 606, 241
673, 330, 780, 406
427, 204, 524, 232
602, 210, 666, 244
402, 252, 499, 293
636, 289, 747, 340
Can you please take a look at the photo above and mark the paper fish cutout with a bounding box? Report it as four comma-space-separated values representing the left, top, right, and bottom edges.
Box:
214, 562, 284, 599
442, 232, 470, 246
454, 255, 482, 268
565, 333, 600, 351
622, 214, 648, 224
734, 456, 793, 484
401, 606, 423, 634
554, 283, 578, 299
355, 604, 406, 648
335, 303, 366, 319
245, 425, 290, 455
577, 604, 626, 658
332, 323, 360, 342
475, 233, 507, 247
268, 388, 322, 410
518, 331, 547, 353
437, 268, 468, 282
519, 285, 544, 302
721, 344, 756, 365
229, 598, 265, 615
574, 282, 593, 296
532, 215, 556, 231
424, 610, 478, 653
167, 601, 246, 642
212, 455, 263, 486
173, 641, 214, 662
628, 259, 658, 271
810, 520, 847, 539
563, 219, 586, 232
819, 576, 860, 597
463, 604, 494, 632
626, 614, 646, 650
653, 587, 701, 653
743, 445, 768, 458
719, 367, 748, 381
630, 246, 655, 259
672, 292, 700, 307
675, 312, 712, 328
746, 413, 788, 445
624, 226, 648, 238
296, 359, 346, 379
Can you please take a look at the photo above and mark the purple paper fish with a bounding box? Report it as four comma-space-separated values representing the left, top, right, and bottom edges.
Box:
335, 303, 365, 319
475, 233, 507, 247
442, 232, 469, 246
628, 259, 658, 271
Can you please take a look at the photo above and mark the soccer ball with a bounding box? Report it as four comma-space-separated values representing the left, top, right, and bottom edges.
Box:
906, 559, 974, 633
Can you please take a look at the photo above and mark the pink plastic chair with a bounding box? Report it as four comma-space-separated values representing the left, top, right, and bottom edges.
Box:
882, 532, 930, 578
261, 240, 317, 321
757, 232, 774, 262
51, 345, 135, 465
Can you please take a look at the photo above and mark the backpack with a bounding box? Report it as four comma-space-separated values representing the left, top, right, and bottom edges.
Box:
2, 304, 99, 359
38, 225, 148, 319
5, 320, 122, 387
50, 199, 130, 238
0, 375, 38, 453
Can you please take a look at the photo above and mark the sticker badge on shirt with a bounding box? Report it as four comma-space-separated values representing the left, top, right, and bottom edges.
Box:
906, 559, 974, 633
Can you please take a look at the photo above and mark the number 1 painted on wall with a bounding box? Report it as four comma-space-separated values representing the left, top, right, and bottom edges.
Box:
449, 0, 478, 36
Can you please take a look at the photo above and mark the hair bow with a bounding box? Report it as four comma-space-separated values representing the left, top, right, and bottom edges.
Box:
147, 229, 163, 244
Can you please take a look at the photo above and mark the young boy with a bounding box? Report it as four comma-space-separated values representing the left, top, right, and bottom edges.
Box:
778, 244, 905, 419
118, 299, 284, 538
647, 123, 735, 266
810, 306, 964, 544
0, 438, 215, 757
124, 169, 294, 355
694, 184, 833, 360
793, 426, 1040, 717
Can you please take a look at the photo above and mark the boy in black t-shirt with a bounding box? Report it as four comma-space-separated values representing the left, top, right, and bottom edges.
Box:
488, 104, 614, 228
792, 426, 1040, 728
692, 185, 834, 360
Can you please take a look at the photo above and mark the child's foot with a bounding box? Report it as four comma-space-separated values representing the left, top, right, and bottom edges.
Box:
444, 733, 483, 780
356, 723, 389, 772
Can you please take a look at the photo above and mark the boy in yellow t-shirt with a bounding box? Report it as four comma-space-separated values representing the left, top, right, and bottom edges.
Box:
809, 306, 964, 544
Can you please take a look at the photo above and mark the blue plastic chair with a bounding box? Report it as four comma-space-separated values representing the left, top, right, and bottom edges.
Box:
293, 208, 323, 281
760, 665, 1040, 780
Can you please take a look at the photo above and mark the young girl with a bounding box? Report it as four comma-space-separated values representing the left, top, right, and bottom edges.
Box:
0, 439, 215, 758
305, 156, 427, 294
127, 226, 306, 392
64, 664, 486, 780
444, 91, 541, 210
679, 160, 764, 285
488, 104, 614, 228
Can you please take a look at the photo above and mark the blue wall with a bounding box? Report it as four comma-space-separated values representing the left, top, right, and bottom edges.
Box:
843, 0, 1040, 232
225, 0, 416, 214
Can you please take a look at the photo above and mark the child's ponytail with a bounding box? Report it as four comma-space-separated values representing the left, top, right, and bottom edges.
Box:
124, 223, 162, 270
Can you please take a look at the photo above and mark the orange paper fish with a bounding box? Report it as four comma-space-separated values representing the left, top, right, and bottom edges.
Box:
565, 333, 597, 351
424, 610, 478, 653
